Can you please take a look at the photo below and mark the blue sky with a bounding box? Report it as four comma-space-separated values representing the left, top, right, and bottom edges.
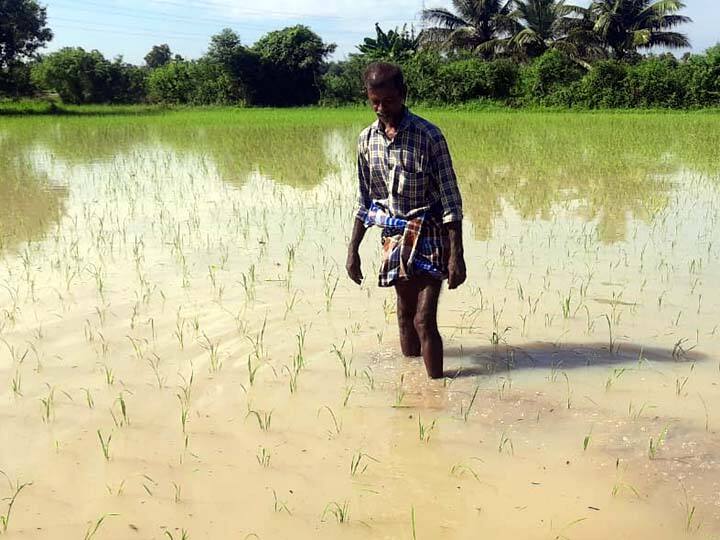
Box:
43, 0, 718, 64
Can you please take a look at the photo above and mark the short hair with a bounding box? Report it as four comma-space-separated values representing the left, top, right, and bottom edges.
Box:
362, 62, 406, 93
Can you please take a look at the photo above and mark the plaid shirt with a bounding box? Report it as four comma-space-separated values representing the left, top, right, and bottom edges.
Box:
356, 108, 462, 286
355, 107, 463, 225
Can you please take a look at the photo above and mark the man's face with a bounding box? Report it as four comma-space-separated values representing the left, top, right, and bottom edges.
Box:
367, 85, 405, 126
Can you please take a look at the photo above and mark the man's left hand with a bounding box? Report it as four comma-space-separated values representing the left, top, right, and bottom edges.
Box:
447, 253, 466, 290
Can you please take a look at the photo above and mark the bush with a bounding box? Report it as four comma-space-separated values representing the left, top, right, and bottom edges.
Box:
147, 60, 235, 105
578, 60, 629, 108
31, 48, 147, 104
432, 58, 519, 103
625, 56, 686, 108
519, 50, 584, 103
681, 44, 720, 107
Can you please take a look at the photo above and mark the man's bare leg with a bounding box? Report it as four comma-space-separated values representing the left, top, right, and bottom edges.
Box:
414, 277, 443, 378
395, 276, 443, 378
395, 279, 421, 357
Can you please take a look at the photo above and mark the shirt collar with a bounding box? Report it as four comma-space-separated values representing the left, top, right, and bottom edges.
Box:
372, 106, 412, 135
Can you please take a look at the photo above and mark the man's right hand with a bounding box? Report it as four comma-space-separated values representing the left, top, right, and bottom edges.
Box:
346, 250, 363, 285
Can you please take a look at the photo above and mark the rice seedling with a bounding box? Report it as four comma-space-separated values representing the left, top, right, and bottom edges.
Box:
10, 369, 21, 397
672, 338, 695, 360
97, 429, 112, 461
498, 431, 514, 455
350, 451, 379, 476
323, 269, 339, 311
648, 424, 669, 460
698, 394, 710, 432
411, 506, 417, 540
40, 385, 55, 423
675, 376, 689, 397
604, 368, 627, 391
105, 479, 126, 496
164, 529, 190, 540
583, 425, 593, 451
0, 473, 32, 534
197, 332, 222, 373
321, 500, 349, 524
342, 385, 353, 407
331, 341, 353, 378
418, 415, 437, 443
112, 392, 131, 427
450, 463, 482, 482
272, 489, 291, 515
394, 373, 406, 407
172, 482, 182, 503
562, 372, 572, 410
256, 446, 271, 468
147, 353, 166, 388
246, 407, 273, 432
681, 483, 701, 533
318, 405, 342, 438
83, 513, 117, 540
362, 367, 375, 391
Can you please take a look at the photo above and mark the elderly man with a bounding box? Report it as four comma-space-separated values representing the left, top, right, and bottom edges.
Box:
346, 62, 466, 379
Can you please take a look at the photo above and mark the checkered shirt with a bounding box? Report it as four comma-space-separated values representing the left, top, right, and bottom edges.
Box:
356, 108, 461, 286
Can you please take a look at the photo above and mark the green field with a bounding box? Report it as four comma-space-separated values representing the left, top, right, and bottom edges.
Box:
1, 108, 720, 539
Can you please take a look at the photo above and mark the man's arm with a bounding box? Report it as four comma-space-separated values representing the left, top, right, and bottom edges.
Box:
347, 134, 371, 285
431, 132, 466, 289
445, 221, 466, 290
346, 218, 367, 285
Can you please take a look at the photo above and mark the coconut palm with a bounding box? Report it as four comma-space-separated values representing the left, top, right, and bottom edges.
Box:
486, 0, 599, 61
587, 0, 691, 60
420, 0, 515, 58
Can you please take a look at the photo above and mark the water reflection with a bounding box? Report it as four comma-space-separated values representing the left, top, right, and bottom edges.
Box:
0, 134, 68, 253
2, 112, 719, 250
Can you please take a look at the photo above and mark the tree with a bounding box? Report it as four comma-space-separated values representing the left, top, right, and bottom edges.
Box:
204, 28, 260, 104
31, 47, 146, 104
357, 23, 420, 62
1, 0, 53, 95
586, 0, 691, 60
0, 0, 53, 69
144, 44, 172, 68
420, 0, 515, 58
252, 25, 336, 106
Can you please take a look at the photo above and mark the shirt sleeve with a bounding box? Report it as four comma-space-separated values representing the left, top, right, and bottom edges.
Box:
430, 132, 463, 224
355, 133, 372, 224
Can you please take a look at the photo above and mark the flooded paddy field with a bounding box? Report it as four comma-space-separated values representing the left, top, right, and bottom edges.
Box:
1, 108, 720, 539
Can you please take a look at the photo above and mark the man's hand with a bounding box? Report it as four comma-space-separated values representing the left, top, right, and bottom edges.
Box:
447, 252, 466, 290
346, 250, 363, 285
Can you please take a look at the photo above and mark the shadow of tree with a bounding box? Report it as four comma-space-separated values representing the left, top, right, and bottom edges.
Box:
443, 340, 704, 378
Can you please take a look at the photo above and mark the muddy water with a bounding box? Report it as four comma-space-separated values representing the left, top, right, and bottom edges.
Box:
1, 111, 720, 539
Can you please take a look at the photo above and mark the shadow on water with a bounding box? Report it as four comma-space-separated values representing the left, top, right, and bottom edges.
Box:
443, 341, 706, 378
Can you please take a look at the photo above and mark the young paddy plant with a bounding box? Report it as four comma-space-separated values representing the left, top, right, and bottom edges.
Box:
321, 501, 349, 524
97, 429, 112, 461
350, 451, 379, 477
648, 424, 670, 460
83, 513, 117, 540
246, 406, 273, 432
418, 415, 437, 443
0, 473, 32, 534
199, 332, 221, 374
256, 446, 272, 468
460, 385, 480, 422
331, 341, 353, 378
498, 431, 514, 456
318, 405, 342, 438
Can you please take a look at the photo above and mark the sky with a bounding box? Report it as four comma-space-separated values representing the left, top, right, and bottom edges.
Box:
42, 0, 719, 65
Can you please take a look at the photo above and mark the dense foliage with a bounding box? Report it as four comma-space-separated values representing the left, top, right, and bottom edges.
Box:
1, 0, 718, 109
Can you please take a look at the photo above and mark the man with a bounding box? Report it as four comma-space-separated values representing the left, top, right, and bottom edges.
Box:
346, 62, 466, 379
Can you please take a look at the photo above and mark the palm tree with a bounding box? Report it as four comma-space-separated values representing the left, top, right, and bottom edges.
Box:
420, 0, 515, 58
487, 0, 598, 61
586, 0, 691, 60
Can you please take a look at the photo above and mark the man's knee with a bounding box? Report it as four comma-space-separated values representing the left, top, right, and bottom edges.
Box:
413, 311, 437, 337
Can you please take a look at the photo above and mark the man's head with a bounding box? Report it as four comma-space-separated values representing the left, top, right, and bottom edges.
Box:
363, 62, 407, 126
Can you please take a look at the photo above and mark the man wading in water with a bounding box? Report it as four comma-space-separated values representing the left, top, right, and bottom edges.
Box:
346, 62, 466, 379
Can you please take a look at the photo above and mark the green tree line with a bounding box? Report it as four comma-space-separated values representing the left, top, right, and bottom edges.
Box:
2, 0, 719, 108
